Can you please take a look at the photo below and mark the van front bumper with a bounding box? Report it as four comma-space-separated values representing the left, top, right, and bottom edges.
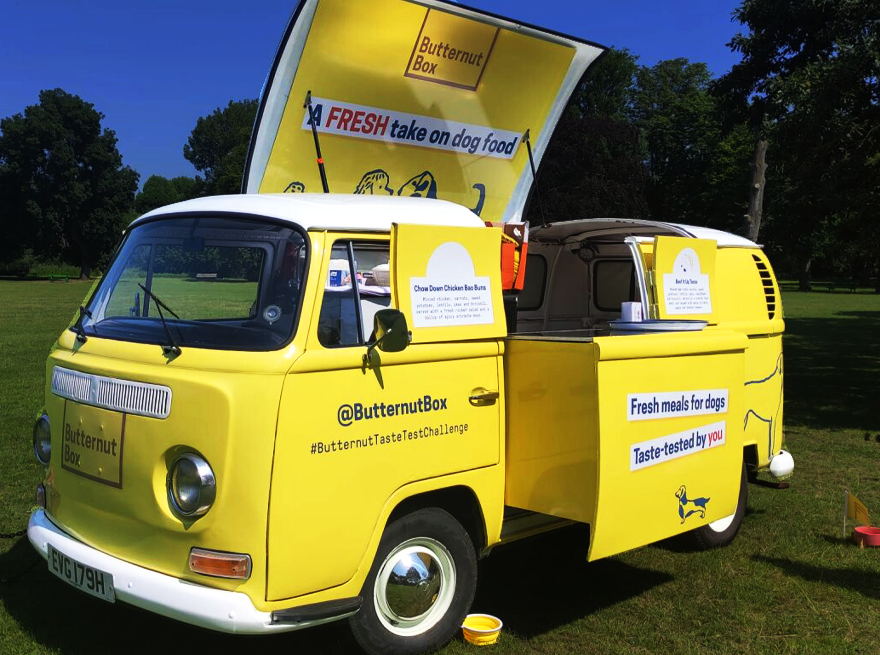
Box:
27, 509, 357, 634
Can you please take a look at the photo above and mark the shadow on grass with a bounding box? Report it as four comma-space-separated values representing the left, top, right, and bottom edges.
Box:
652, 506, 767, 554
1, 527, 672, 653
472, 526, 673, 638
753, 555, 880, 600
0, 537, 357, 655
783, 312, 880, 432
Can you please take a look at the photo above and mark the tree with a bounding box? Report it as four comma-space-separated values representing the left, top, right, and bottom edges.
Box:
528, 48, 649, 222
569, 47, 639, 121
135, 174, 204, 214
0, 89, 138, 278
183, 99, 257, 195
630, 59, 727, 225
719, 0, 880, 290
530, 113, 649, 222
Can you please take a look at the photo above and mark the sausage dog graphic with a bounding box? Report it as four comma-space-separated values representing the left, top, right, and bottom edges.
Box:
675, 486, 710, 523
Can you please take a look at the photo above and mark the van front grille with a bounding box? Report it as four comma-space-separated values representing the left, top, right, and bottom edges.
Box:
752, 254, 777, 319
51, 366, 172, 419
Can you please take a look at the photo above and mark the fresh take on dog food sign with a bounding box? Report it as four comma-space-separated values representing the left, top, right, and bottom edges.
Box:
301, 98, 521, 160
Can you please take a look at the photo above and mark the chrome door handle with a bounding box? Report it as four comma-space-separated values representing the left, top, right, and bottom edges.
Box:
469, 389, 499, 407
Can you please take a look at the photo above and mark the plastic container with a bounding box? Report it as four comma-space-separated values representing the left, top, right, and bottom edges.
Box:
461, 614, 503, 646
852, 526, 880, 547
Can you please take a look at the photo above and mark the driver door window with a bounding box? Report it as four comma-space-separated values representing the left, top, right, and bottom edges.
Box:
317, 241, 391, 347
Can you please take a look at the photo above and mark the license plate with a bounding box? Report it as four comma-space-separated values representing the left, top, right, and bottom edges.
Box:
48, 544, 116, 603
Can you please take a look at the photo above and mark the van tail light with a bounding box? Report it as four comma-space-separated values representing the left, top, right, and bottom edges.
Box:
188, 548, 252, 580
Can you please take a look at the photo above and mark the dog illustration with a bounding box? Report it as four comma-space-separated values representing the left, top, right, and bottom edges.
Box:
744, 353, 784, 460
675, 486, 710, 523
354, 169, 394, 195
470, 183, 486, 216
284, 181, 305, 193
398, 171, 437, 198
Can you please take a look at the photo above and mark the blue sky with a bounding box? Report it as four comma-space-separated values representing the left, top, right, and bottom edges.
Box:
0, 0, 745, 185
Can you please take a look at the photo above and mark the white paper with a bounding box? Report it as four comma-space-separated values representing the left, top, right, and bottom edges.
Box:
662, 247, 712, 315
410, 242, 494, 327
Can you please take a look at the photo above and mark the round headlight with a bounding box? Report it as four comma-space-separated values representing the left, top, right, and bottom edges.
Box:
33, 414, 51, 465
168, 454, 216, 518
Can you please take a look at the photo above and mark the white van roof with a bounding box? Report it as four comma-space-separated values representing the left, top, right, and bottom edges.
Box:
133, 193, 486, 232
135, 196, 757, 248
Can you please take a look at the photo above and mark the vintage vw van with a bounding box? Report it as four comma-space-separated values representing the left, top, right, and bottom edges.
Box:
27, 1, 791, 654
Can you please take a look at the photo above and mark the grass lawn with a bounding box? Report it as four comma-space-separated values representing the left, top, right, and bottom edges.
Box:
2, 280, 879, 654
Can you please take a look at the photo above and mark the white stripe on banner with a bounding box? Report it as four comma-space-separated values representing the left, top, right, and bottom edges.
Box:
301, 97, 522, 159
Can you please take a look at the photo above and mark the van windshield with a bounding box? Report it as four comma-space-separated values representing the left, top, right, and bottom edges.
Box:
77, 216, 307, 351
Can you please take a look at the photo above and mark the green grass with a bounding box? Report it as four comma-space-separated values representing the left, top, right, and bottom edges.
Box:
106, 276, 259, 320
2, 281, 879, 654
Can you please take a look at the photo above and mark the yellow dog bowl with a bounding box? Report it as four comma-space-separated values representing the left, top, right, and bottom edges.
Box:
461, 613, 503, 646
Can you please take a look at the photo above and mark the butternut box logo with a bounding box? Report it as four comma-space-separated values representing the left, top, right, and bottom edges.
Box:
405, 8, 500, 90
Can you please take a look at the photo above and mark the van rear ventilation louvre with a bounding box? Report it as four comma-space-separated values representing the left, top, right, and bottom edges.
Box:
752, 254, 776, 319
51, 366, 171, 419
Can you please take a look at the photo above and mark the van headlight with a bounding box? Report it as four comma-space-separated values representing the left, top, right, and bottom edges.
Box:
168, 454, 216, 518
33, 414, 51, 465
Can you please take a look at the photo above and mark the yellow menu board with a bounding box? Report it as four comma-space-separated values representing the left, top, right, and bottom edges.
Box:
653, 236, 717, 321
391, 223, 506, 342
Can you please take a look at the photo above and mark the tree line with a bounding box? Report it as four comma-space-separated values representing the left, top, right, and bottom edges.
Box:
1, 0, 877, 289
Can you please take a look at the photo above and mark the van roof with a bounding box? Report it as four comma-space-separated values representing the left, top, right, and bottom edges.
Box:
133, 193, 486, 232
530, 218, 758, 248
134, 194, 758, 248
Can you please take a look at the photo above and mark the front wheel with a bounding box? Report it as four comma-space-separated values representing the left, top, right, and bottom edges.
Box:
688, 462, 748, 549
350, 507, 477, 655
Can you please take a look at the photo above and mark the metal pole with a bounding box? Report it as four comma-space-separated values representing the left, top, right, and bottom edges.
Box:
304, 91, 330, 193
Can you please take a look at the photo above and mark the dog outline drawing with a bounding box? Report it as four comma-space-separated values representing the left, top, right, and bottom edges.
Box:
744, 353, 784, 460
354, 169, 394, 195
675, 486, 710, 523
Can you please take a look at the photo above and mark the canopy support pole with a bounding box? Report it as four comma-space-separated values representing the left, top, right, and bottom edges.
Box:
524, 129, 546, 228
304, 91, 330, 193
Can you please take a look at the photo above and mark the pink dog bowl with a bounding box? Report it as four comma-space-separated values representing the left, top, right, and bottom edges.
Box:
852, 526, 880, 547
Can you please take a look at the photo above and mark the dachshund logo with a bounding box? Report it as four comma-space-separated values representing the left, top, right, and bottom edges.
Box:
675, 486, 710, 523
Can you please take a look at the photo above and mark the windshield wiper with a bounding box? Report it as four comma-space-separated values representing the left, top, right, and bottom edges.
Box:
138, 283, 182, 356
73, 305, 92, 343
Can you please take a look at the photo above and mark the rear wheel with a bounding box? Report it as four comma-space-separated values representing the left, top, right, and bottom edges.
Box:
350, 507, 477, 655
688, 463, 748, 550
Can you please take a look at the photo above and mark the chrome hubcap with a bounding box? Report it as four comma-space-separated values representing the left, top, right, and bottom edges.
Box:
374, 537, 455, 636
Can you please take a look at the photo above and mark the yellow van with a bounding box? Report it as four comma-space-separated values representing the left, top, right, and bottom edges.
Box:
27, 1, 792, 654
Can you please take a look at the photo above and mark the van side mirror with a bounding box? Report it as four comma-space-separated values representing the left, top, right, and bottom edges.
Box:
363, 309, 410, 368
